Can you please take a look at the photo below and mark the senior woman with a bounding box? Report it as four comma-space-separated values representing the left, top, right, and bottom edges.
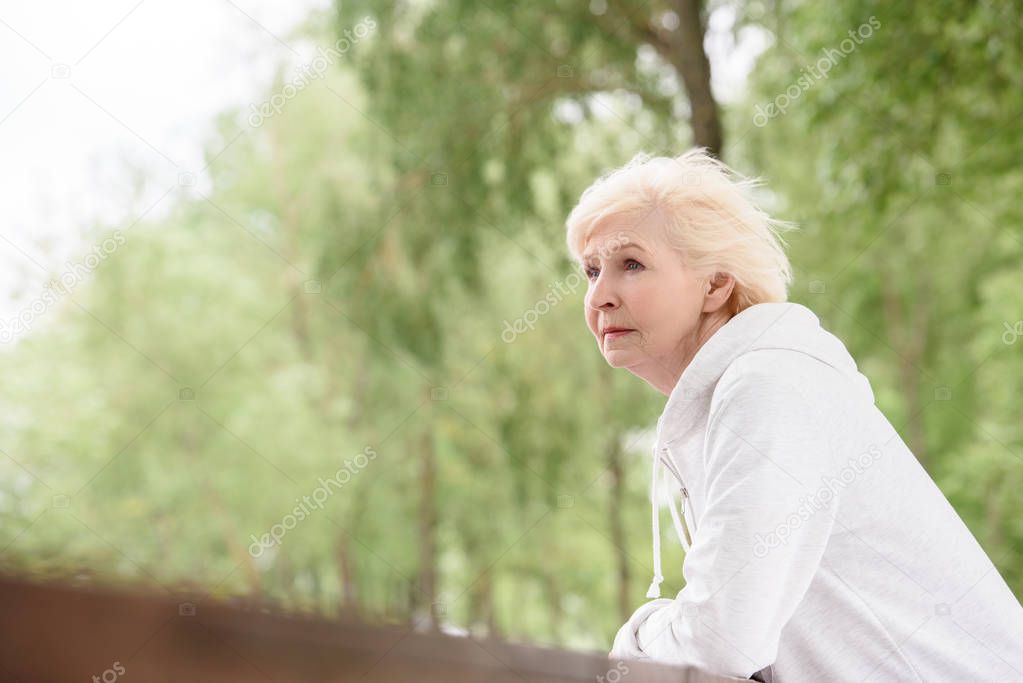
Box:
565, 149, 1023, 682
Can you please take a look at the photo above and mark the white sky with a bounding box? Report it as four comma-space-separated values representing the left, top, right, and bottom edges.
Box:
0, 0, 329, 331
0, 0, 763, 339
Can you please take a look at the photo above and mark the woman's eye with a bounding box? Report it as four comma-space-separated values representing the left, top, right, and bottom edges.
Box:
584, 260, 641, 280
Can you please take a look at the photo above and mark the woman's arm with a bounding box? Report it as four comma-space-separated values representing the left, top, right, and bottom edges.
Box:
615, 367, 838, 677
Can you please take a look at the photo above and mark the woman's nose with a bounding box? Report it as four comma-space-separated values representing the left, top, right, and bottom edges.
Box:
586, 274, 619, 311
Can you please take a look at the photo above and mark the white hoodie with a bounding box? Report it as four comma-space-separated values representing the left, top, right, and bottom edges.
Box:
610, 302, 1023, 681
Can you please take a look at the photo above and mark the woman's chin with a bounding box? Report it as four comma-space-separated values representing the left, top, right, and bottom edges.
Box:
602, 348, 635, 368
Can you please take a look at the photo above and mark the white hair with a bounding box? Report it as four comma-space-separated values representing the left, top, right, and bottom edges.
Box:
565, 147, 797, 315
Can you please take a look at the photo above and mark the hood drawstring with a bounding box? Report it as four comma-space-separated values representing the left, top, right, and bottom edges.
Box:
646, 444, 693, 599
646, 445, 664, 598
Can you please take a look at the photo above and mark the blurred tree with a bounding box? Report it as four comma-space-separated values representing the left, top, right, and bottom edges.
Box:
1, 0, 1020, 660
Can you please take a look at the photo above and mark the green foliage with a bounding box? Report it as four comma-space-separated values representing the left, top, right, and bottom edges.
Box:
1, 0, 1020, 653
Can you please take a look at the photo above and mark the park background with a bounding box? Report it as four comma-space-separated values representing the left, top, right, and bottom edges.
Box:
1, 0, 1021, 654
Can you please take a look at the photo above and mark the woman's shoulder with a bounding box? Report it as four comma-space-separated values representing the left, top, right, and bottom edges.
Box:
711, 348, 846, 422
717, 347, 837, 388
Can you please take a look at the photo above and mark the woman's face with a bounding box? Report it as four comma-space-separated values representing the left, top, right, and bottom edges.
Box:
581, 213, 732, 394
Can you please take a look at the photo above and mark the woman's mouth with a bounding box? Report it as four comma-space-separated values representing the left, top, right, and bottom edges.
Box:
604, 329, 634, 341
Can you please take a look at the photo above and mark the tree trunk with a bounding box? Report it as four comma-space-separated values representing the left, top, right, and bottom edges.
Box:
337, 533, 359, 617
416, 411, 440, 630
268, 116, 313, 362
878, 260, 930, 466
609, 0, 724, 157
607, 434, 631, 623
483, 571, 499, 637
667, 0, 723, 156
985, 473, 1005, 550
332, 340, 369, 617
543, 573, 564, 642
467, 568, 499, 638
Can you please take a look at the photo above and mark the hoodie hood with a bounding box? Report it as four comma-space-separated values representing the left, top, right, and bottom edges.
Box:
645, 301, 875, 599
659, 301, 874, 446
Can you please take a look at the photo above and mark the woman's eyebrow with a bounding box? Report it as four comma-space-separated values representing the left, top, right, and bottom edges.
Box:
581, 241, 648, 262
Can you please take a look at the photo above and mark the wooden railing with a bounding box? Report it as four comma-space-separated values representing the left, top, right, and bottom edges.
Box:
0, 574, 747, 682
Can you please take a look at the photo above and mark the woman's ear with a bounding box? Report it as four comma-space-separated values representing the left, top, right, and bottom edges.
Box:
704, 272, 736, 309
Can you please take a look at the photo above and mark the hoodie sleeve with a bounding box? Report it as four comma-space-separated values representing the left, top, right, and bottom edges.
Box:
625, 367, 838, 677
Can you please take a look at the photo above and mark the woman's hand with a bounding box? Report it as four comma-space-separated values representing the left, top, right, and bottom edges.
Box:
609, 598, 675, 660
